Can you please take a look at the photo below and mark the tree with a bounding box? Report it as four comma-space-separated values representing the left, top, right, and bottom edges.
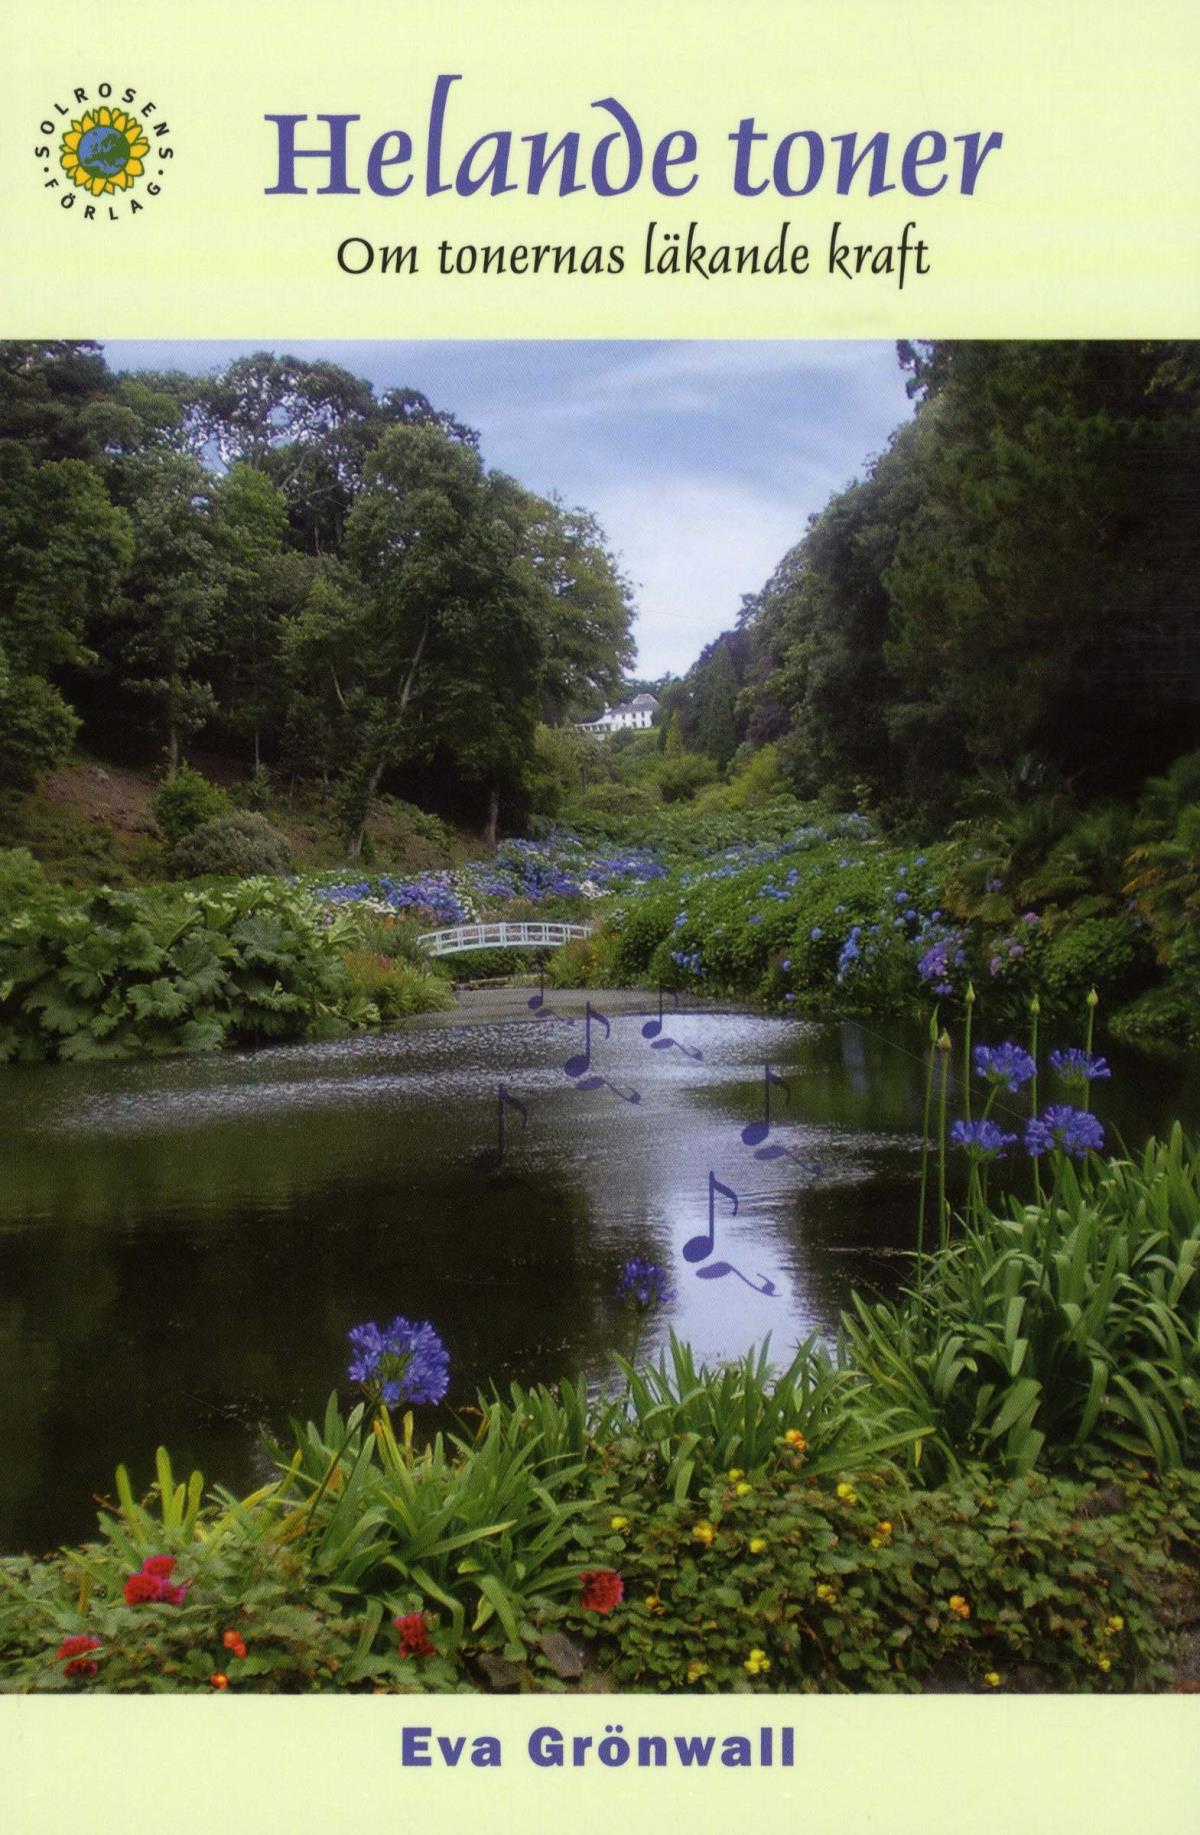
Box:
208, 463, 290, 770
102, 451, 226, 771
0, 444, 132, 784
520, 493, 635, 723
285, 424, 546, 851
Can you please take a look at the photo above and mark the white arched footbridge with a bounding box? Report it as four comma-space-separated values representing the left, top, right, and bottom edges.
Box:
415, 920, 596, 957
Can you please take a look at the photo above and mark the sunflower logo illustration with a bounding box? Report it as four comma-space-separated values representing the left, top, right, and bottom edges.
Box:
59, 105, 150, 197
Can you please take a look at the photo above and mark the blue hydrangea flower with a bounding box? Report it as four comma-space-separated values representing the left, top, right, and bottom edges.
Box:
1024, 1106, 1105, 1160
974, 1042, 1037, 1092
347, 1317, 450, 1406
616, 1259, 674, 1312
949, 1119, 1018, 1160
1048, 1048, 1112, 1088
809, 927, 822, 941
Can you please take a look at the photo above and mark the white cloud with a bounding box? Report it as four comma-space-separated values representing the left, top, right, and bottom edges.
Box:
589, 475, 803, 678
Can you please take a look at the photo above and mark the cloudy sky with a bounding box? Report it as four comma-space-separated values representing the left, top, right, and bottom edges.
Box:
102, 340, 914, 679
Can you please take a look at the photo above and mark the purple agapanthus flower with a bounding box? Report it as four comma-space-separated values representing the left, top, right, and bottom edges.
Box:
974, 1042, 1037, 1093
1048, 1048, 1112, 1088
949, 1119, 1018, 1160
347, 1317, 450, 1405
1025, 1106, 1105, 1160
617, 1259, 674, 1312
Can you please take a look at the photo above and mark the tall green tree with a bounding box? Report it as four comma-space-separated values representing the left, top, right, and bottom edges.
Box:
285, 424, 546, 850
102, 451, 226, 771
0, 445, 132, 784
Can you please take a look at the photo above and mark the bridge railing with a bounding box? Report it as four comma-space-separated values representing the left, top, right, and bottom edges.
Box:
415, 920, 595, 957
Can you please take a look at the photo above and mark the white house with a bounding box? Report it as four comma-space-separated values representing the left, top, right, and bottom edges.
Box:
576, 692, 660, 735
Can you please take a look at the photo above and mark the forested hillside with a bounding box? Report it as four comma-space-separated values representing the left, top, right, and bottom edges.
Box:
0, 342, 634, 851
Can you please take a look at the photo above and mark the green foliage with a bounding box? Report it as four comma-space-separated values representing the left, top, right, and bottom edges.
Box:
561, 1461, 1196, 1694
1040, 912, 1153, 1004
341, 952, 455, 1023
0, 877, 370, 1062
841, 1127, 1200, 1483
2, 1364, 1197, 1693
652, 755, 719, 804
152, 764, 231, 844
0, 846, 46, 904
169, 812, 294, 880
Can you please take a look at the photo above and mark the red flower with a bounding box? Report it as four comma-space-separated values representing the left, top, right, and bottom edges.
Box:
222, 1630, 247, 1660
209, 1672, 229, 1690
123, 1559, 189, 1607
124, 1572, 165, 1606
580, 1570, 624, 1613
393, 1612, 435, 1658
57, 1634, 102, 1679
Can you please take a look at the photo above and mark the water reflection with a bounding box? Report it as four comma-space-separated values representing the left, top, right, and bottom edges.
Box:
0, 991, 1196, 1553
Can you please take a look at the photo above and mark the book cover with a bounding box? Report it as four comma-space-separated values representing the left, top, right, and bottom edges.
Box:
1, 3, 1197, 1830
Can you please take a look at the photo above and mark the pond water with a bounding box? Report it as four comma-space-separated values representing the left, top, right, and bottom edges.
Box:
2, 987, 1197, 1554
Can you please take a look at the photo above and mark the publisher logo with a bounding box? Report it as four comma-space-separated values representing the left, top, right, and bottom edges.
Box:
35, 83, 173, 220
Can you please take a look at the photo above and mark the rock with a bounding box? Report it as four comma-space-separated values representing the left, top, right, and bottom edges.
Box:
1078, 1483, 1127, 1518
475, 1653, 524, 1692
538, 1631, 585, 1680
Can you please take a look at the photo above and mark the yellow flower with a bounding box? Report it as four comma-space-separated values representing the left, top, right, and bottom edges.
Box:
692, 1520, 715, 1546
727, 1468, 745, 1482
948, 1595, 971, 1620
735, 1482, 753, 1498
836, 1483, 858, 1504
643, 1593, 665, 1616
59, 107, 151, 197
744, 1648, 771, 1676
983, 1671, 1002, 1688
748, 1537, 768, 1554
1097, 1655, 1112, 1673
1105, 1615, 1124, 1634
686, 1658, 709, 1683
876, 1521, 893, 1537
784, 1429, 807, 1450
815, 1583, 837, 1603
869, 1536, 884, 1549
609, 1515, 629, 1532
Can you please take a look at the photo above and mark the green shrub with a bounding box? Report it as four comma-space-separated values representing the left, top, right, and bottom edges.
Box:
170, 812, 293, 880
341, 952, 455, 1022
0, 878, 362, 1061
841, 1127, 1200, 1482
0, 846, 46, 906
152, 765, 230, 845
1040, 911, 1154, 1006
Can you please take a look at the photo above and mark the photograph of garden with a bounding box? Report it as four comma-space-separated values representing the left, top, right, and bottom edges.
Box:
1, 336, 1198, 1696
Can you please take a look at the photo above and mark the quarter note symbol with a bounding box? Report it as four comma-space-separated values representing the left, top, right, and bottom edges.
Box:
683, 1171, 740, 1263
641, 982, 678, 1040
472, 1083, 528, 1175
680, 1171, 779, 1297
563, 1002, 610, 1079
741, 1064, 791, 1148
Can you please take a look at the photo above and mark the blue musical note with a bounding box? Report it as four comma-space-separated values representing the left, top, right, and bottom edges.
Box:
472, 1083, 528, 1175
563, 1002, 610, 1079
741, 1064, 791, 1149
641, 982, 679, 1040
683, 1171, 738, 1262
681, 1172, 777, 1296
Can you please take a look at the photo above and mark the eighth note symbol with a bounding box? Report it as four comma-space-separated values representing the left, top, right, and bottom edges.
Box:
472, 1083, 528, 1175
642, 982, 703, 1061
741, 1063, 790, 1149
682, 1171, 777, 1296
